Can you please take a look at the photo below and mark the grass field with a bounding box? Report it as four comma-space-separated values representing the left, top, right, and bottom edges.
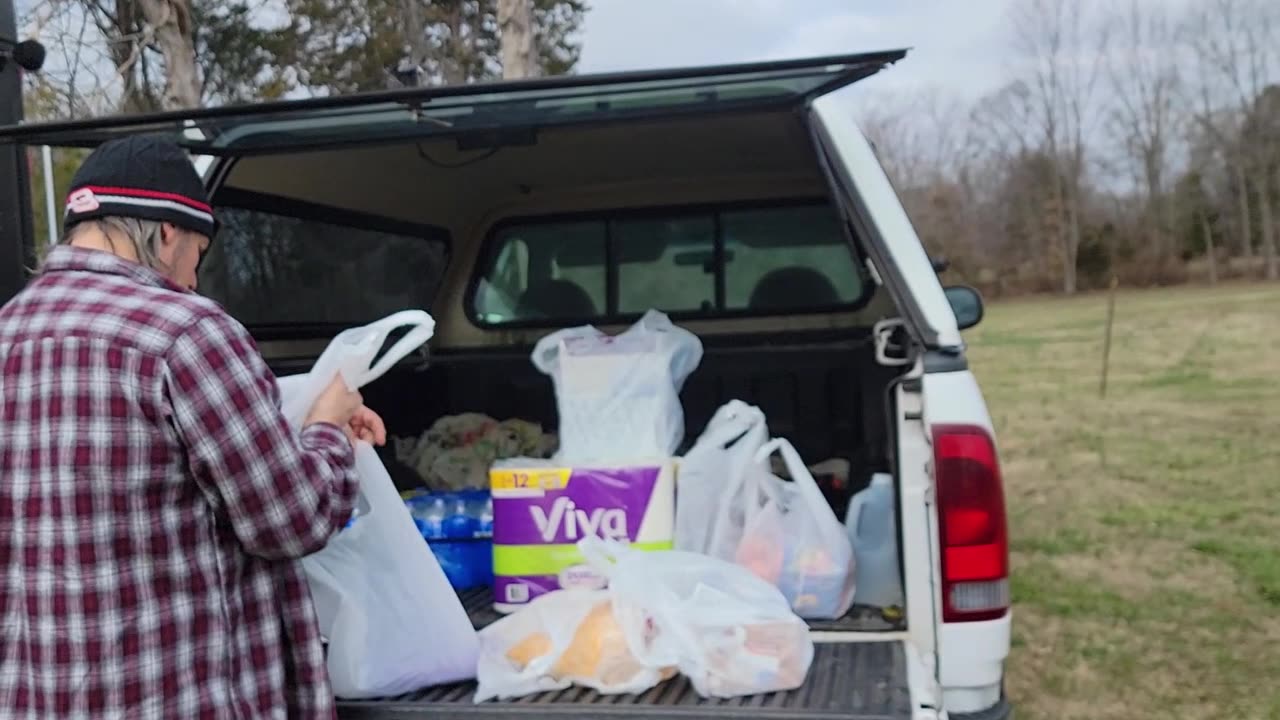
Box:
964, 282, 1280, 719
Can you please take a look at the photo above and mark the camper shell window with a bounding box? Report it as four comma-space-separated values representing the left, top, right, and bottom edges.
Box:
469, 200, 870, 326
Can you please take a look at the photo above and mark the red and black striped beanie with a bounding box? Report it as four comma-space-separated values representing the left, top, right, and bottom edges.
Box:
64, 134, 215, 238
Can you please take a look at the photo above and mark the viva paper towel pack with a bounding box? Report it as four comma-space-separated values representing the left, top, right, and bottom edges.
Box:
490, 460, 675, 613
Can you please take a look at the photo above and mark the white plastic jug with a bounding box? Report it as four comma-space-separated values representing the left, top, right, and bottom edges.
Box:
844, 473, 904, 609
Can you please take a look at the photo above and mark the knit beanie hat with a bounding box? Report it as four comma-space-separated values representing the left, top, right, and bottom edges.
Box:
64, 134, 216, 238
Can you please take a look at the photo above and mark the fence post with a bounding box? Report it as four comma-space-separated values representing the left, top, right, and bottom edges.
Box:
1099, 275, 1119, 398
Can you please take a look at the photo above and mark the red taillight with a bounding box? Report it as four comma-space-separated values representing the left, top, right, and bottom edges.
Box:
933, 424, 1009, 623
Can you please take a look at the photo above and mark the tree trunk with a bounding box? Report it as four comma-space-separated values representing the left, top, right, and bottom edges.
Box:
1201, 208, 1218, 285
1064, 196, 1080, 294
1259, 168, 1278, 281
440, 5, 467, 85
404, 0, 429, 82
1057, 174, 1080, 296
1234, 161, 1253, 258
105, 0, 156, 113
136, 0, 200, 109
498, 0, 536, 80
1144, 147, 1165, 263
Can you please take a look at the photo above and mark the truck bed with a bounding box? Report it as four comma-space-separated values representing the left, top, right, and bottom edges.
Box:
336, 642, 911, 719
335, 588, 911, 720
454, 587, 903, 635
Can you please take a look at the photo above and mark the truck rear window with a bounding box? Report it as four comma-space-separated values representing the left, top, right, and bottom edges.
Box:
470, 201, 868, 325
199, 189, 448, 331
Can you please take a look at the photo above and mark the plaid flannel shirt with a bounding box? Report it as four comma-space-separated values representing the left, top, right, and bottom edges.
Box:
0, 246, 359, 719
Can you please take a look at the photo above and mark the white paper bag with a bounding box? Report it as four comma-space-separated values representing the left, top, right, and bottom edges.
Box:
278, 310, 481, 698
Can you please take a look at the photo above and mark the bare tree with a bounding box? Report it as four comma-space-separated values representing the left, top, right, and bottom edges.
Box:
19, 0, 118, 118
858, 88, 984, 275
1201, 205, 1220, 285
135, 0, 199, 109
1103, 0, 1180, 267
498, 0, 536, 79
1183, 0, 1280, 279
860, 89, 969, 189
1008, 0, 1108, 294
30, 0, 200, 112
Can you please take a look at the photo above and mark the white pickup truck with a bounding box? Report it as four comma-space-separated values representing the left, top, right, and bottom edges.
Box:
0, 50, 1012, 720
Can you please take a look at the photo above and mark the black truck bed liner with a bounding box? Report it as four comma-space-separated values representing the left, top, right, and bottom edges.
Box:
335, 588, 911, 719
336, 642, 911, 719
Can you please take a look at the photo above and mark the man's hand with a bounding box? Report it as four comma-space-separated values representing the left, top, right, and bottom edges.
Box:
304, 376, 386, 446
347, 406, 387, 446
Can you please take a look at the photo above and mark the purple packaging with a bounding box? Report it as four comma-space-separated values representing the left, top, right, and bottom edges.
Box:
489, 460, 676, 612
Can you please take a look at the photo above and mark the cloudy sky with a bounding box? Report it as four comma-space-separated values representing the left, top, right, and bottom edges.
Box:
576, 0, 1013, 99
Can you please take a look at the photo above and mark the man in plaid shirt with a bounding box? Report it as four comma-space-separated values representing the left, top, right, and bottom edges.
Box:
0, 135, 385, 718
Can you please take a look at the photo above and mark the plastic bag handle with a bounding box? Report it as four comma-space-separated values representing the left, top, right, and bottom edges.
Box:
701, 402, 769, 549
318, 310, 434, 390
752, 438, 831, 516
700, 400, 767, 449
530, 326, 600, 375
529, 310, 704, 382
356, 310, 436, 385
636, 309, 703, 383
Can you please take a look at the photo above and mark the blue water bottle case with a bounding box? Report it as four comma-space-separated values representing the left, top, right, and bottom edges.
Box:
403, 489, 494, 591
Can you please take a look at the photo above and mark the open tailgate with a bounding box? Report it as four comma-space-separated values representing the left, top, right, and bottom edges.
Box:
337, 642, 911, 719
336, 588, 913, 719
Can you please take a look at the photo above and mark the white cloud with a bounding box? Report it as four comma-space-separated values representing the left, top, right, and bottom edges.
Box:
577, 0, 787, 72
578, 0, 1012, 100
760, 12, 891, 62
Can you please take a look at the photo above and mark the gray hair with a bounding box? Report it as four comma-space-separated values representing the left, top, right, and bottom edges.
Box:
62, 216, 168, 272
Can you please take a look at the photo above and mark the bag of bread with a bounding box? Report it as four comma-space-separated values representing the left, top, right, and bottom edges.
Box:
580, 537, 814, 699
474, 588, 675, 702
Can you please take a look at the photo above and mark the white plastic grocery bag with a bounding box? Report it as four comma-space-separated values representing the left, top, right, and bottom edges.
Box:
277, 311, 481, 698
579, 537, 814, 699
531, 309, 703, 464
734, 438, 856, 620
674, 400, 769, 557
277, 310, 437, 429
473, 588, 674, 703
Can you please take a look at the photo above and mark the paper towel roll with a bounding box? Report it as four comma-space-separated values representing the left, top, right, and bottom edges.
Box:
489, 460, 676, 613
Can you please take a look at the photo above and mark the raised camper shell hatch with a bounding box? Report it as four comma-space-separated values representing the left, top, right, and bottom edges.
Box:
0, 52, 905, 153
0, 49, 962, 352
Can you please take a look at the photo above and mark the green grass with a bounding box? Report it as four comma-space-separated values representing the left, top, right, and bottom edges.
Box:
968, 282, 1280, 720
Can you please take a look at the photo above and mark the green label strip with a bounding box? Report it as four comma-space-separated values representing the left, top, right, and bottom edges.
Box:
493, 541, 673, 576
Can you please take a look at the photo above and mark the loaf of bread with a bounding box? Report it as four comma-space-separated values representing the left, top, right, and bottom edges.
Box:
504, 631, 553, 670
503, 599, 675, 689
